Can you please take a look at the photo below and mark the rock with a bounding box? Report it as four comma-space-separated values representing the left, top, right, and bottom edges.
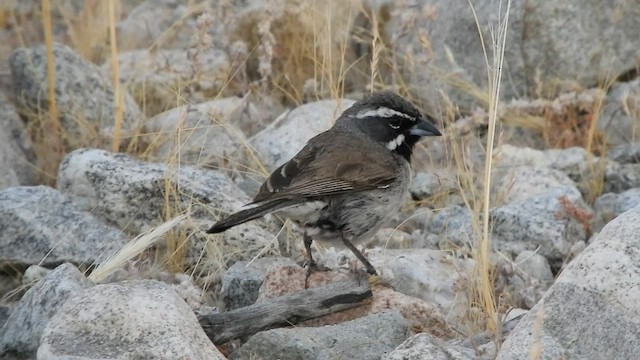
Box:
514, 251, 553, 284
495, 144, 594, 183
232, 310, 412, 360
541, 147, 592, 183
37, 280, 224, 359
491, 166, 578, 205
409, 170, 457, 201
0, 186, 128, 266
222, 257, 297, 311
0, 94, 36, 190
9, 43, 143, 142
497, 204, 640, 359
495, 251, 554, 309
0, 306, 11, 330
603, 161, 640, 193
116, 0, 212, 51
144, 97, 250, 167
427, 205, 476, 248
383, 333, 476, 360
103, 48, 230, 115
592, 188, 640, 232
370, 228, 413, 249
490, 186, 592, 267
598, 80, 640, 146
607, 142, 640, 164
0, 263, 93, 357
249, 99, 356, 171
369, 249, 473, 323
22, 265, 52, 285
257, 266, 455, 340
56, 148, 277, 267
522, 2, 640, 97
383, 0, 526, 110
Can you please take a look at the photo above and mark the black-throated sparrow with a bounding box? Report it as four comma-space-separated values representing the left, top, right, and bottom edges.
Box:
207, 92, 441, 282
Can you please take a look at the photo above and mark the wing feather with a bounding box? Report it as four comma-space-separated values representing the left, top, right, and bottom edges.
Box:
252, 131, 396, 203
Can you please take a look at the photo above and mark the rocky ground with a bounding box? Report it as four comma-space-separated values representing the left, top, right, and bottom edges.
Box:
0, 1, 639, 359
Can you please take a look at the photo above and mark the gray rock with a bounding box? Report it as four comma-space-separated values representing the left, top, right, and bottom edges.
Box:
0, 263, 93, 357
116, 0, 211, 51
490, 186, 592, 267
428, 205, 476, 247
0, 95, 36, 190
514, 251, 554, 284
37, 280, 224, 359
497, 204, 640, 359
598, 80, 640, 146
22, 265, 52, 285
496, 144, 594, 183
383, 333, 476, 360
522, 2, 640, 97
9, 43, 143, 140
603, 161, 640, 193
0, 306, 11, 330
542, 147, 592, 183
56, 148, 276, 266
370, 228, 413, 249
249, 99, 356, 171
0, 186, 128, 266
592, 188, 640, 232
222, 257, 297, 311
498, 251, 554, 309
58, 148, 251, 233
232, 310, 412, 360
103, 49, 230, 115
384, 0, 526, 110
607, 142, 640, 164
144, 97, 250, 167
368, 248, 473, 323
491, 166, 578, 205
409, 170, 457, 200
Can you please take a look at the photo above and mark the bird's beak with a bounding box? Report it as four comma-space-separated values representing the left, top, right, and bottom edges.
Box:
409, 117, 442, 137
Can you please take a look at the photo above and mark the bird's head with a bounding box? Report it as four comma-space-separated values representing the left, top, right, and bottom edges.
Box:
338, 92, 442, 161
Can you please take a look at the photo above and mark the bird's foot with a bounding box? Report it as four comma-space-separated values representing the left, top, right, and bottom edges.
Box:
302, 259, 330, 288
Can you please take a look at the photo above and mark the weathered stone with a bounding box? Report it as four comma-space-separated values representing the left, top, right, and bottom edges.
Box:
37, 280, 224, 359
497, 204, 640, 359
0, 186, 128, 266
0, 263, 93, 357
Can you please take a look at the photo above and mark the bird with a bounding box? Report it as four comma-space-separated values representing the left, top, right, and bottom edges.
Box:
207, 91, 442, 284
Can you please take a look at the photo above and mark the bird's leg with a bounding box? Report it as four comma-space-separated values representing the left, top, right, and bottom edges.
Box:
341, 236, 377, 276
303, 232, 316, 288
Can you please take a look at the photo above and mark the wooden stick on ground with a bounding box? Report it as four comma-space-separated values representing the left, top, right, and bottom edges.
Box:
198, 278, 372, 344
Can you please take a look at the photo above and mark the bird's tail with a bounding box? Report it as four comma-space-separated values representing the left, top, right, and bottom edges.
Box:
206, 199, 290, 234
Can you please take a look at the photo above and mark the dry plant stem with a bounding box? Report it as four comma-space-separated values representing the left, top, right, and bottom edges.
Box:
108, 0, 124, 152
469, 0, 512, 333
41, 0, 63, 168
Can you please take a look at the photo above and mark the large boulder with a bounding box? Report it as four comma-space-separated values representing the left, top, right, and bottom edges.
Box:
249, 99, 356, 171
497, 204, 640, 359
9, 43, 143, 143
0, 94, 36, 190
0, 263, 93, 358
0, 186, 128, 266
37, 280, 224, 359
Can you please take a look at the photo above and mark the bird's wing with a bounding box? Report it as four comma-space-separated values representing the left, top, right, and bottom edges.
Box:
252, 132, 397, 203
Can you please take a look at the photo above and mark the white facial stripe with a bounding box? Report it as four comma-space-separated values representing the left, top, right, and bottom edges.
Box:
355, 107, 415, 121
386, 134, 405, 151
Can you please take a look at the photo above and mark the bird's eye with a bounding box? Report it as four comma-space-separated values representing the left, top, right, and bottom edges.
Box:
388, 119, 401, 129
